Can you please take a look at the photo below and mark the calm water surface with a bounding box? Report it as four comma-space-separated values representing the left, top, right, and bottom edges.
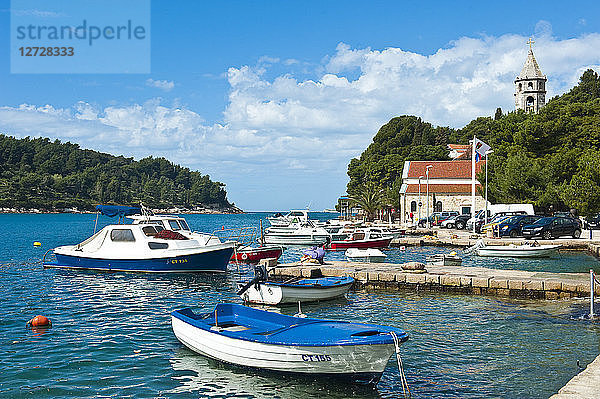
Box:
1, 213, 600, 398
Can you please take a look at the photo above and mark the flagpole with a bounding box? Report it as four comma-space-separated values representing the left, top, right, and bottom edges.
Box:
472, 135, 476, 234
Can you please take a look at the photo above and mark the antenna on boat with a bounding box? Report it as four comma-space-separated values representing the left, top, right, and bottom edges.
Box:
294, 301, 307, 318
259, 219, 264, 245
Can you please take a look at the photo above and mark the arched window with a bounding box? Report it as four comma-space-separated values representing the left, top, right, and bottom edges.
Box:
410, 201, 417, 212
526, 96, 535, 112
518, 83, 522, 91
435, 201, 442, 212
528, 82, 533, 89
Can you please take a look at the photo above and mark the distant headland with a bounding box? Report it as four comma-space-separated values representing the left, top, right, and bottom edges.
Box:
0, 134, 242, 214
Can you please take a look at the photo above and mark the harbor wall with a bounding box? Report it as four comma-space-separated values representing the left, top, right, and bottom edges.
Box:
271, 261, 592, 300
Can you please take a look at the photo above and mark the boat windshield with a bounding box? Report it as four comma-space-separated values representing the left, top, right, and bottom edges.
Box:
178, 219, 190, 230
168, 220, 181, 231
142, 225, 164, 236
533, 217, 553, 225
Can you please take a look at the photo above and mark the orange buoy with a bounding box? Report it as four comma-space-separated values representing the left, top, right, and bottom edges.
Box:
26, 315, 52, 328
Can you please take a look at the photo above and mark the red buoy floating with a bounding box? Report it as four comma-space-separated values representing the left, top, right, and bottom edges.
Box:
26, 315, 52, 329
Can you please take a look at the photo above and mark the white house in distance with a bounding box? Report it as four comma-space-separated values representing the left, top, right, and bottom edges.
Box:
399, 154, 488, 224
447, 144, 471, 159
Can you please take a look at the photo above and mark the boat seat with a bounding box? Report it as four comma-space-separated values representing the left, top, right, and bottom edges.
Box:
211, 323, 250, 332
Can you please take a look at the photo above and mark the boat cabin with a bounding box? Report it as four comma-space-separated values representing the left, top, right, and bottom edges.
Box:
268, 210, 310, 226
129, 215, 192, 232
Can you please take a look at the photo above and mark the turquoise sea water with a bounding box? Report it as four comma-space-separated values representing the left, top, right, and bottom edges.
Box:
1, 213, 600, 398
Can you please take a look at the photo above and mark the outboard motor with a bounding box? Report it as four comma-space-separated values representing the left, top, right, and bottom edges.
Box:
237, 264, 268, 295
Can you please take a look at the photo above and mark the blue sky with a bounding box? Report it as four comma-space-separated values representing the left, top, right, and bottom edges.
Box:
1, 0, 600, 210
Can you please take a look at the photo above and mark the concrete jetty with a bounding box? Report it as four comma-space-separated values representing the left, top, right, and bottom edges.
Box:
551, 354, 600, 398
271, 260, 592, 300
391, 235, 599, 252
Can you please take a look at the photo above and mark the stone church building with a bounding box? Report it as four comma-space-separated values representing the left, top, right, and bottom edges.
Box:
514, 39, 547, 113
399, 156, 487, 224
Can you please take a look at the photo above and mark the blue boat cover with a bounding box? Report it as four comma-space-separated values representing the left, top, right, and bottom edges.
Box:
265, 276, 354, 288
95, 205, 140, 217
172, 303, 408, 346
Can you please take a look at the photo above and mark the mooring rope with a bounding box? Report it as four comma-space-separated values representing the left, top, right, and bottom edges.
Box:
593, 271, 600, 287
390, 331, 411, 398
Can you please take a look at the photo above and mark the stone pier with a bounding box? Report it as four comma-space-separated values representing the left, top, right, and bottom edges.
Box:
271, 260, 593, 300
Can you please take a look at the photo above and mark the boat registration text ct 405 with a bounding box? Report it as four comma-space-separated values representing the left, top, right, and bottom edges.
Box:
301, 354, 331, 362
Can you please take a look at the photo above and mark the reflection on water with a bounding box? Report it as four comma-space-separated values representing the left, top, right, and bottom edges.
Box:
168, 348, 381, 399
1, 213, 600, 398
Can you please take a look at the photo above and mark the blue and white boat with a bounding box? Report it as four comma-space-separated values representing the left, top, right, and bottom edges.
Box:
43, 205, 235, 273
171, 303, 409, 384
239, 276, 354, 305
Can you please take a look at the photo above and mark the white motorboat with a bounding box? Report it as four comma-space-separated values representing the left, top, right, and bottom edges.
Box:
345, 248, 387, 263
425, 253, 462, 266
267, 210, 310, 227
469, 240, 561, 258
43, 205, 235, 272
264, 221, 330, 245
171, 303, 409, 384
238, 276, 354, 305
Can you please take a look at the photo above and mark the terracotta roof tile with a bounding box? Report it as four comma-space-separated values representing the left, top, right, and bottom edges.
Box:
448, 144, 471, 150
406, 160, 485, 179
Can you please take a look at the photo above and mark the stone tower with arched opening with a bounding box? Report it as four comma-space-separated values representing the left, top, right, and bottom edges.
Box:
514, 38, 547, 113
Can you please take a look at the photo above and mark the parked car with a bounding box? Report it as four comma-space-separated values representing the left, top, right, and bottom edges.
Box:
481, 215, 513, 235
433, 211, 458, 226
497, 215, 542, 238
583, 214, 600, 230
418, 211, 458, 227
453, 214, 471, 230
521, 217, 582, 239
440, 215, 459, 228
467, 210, 528, 234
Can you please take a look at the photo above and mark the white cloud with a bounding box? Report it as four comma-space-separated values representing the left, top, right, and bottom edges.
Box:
145, 78, 175, 91
2, 29, 600, 210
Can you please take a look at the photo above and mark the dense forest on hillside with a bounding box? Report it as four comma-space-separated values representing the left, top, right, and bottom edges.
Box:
347, 69, 600, 216
0, 135, 234, 211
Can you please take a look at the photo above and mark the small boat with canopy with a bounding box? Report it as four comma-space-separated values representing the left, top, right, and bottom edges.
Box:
43, 205, 235, 273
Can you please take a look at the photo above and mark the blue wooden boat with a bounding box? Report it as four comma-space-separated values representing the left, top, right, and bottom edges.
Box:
171, 303, 409, 384
43, 205, 235, 273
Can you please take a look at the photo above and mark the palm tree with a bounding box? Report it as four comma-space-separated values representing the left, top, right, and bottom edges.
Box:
348, 183, 385, 221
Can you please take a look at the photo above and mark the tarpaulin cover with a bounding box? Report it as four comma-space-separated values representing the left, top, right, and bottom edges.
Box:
95, 205, 141, 218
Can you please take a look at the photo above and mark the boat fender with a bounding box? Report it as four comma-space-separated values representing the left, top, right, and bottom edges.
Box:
26, 315, 51, 328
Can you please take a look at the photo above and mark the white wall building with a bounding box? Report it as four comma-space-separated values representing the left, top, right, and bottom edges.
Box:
399, 159, 489, 224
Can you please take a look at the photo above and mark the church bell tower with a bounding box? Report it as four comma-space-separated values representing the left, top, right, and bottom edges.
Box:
514, 38, 547, 113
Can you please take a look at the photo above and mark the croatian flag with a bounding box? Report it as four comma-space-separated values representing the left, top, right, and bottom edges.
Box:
473, 138, 491, 162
